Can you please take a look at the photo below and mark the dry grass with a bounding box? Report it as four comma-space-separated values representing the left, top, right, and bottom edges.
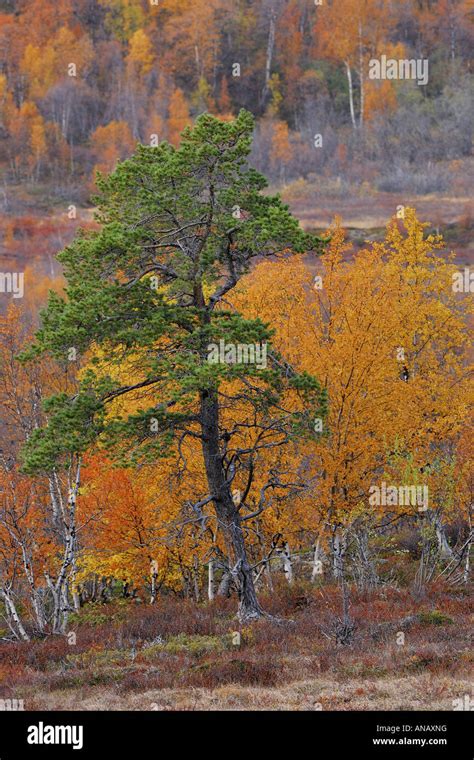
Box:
22, 672, 473, 711
0, 581, 472, 711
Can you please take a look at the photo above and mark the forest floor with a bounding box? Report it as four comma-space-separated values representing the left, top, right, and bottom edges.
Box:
1, 582, 472, 711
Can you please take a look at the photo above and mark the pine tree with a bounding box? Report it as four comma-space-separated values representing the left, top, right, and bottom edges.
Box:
20, 110, 327, 621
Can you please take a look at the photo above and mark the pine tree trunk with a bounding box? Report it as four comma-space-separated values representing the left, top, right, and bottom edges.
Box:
228, 509, 263, 620
200, 389, 263, 621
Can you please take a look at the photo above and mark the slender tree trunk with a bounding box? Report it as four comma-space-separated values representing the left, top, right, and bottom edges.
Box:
47, 460, 81, 633
265, 560, 274, 590
463, 538, 471, 583
71, 556, 81, 611
358, 23, 364, 128
311, 537, 322, 582
150, 559, 158, 604
73, 584, 82, 611
49, 474, 61, 525
1, 588, 30, 641
426, 510, 454, 560
17, 542, 47, 633
354, 525, 378, 589
344, 61, 357, 129
217, 569, 232, 597
261, 7, 276, 107
279, 541, 293, 584
192, 555, 200, 602
208, 559, 215, 601
331, 527, 346, 581
200, 389, 263, 621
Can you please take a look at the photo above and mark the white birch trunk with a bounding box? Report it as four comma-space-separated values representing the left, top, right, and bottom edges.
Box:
208, 559, 215, 601
311, 538, 323, 582
344, 61, 357, 129
358, 22, 364, 128
150, 560, 158, 604
47, 459, 81, 633
1, 588, 30, 641
281, 542, 293, 584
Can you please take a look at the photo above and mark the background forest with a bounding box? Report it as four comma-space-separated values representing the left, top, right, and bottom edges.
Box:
0, 0, 473, 203
0, 0, 472, 712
